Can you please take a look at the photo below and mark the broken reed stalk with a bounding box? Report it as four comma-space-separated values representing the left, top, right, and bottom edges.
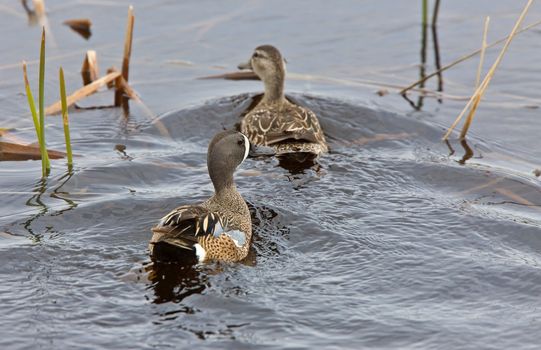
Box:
0, 141, 65, 161
443, 0, 533, 141
45, 71, 121, 114
63, 18, 92, 40
461, 17, 490, 139
38, 27, 49, 176
59, 67, 73, 168
401, 17, 541, 95
81, 50, 99, 85
22, 61, 50, 171
114, 73, 140, 102
115, 5, 134, 106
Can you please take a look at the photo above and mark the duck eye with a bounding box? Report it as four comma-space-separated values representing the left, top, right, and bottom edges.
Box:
237, 139, 244, 145
252, 52, 259, 58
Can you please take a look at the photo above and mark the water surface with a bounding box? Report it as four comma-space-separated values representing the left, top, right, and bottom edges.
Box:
1, 1, 540, 349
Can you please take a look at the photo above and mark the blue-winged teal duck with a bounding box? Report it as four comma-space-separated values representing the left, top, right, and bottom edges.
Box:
238, 45, 328, 156
150, 130, 252, 263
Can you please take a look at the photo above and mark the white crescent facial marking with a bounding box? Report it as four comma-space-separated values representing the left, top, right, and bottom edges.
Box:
242, 133, 250, 162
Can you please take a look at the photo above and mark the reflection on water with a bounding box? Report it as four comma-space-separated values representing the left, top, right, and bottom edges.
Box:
458, 138, 474, 164
146, 260, 207, 305
22, 170, 78, 240
50, 170, 78, 216
431, 0, 444, 95
402, 0, 444, 109
277, 153, 319, 174
445, 138, 475, 165
23, 177, 48, 240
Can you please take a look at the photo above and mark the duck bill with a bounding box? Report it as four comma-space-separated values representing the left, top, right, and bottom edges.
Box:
249, 144, 276, 157
237, 60, 252, 70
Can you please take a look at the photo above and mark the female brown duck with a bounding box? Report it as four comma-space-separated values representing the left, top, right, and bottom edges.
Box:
238, 45, 328, 156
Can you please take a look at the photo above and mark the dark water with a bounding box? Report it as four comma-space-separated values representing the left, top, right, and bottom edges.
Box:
1, 1, 541, 349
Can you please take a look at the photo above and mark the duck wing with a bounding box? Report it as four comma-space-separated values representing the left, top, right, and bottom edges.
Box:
267, 106, 325, 145
151, 205, 227, 251
242, 103, 327, 149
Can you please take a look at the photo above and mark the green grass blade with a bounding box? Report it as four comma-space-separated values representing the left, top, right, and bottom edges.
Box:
39, 27, 49, 176
59, 67, 73, 168
23, 62, 42, 143
23, 61, 51, 172
422, 0, 428, 27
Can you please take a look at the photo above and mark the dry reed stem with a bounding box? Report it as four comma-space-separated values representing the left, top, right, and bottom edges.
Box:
115, 5, 134, 106
115, 74, 139, 101
0, 141, 65, 161
106, 66, 117, 88
45, 71, 121, 115
461, 17, 490, 139
401, 17, 541, 95
63, 18, 91, 28
459, 96, 483, 139
475, 17, 490, 88
81, 50, 99, 85
443, 0, 533, 141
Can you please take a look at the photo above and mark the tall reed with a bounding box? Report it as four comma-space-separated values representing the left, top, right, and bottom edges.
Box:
22, 28, 50, 176
59, 67, 73, 168
38, 27, 49, 176
23, 61, 49, 170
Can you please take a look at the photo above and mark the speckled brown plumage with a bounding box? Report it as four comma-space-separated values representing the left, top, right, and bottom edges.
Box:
241, 100, 328, 155
238, 45, 328, 155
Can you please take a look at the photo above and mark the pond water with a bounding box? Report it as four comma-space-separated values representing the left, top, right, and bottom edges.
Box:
1, 1, 541, 349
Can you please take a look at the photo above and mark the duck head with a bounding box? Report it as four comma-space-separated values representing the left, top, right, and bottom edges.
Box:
238, 45, 286, 103
207, 130, 251, 192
